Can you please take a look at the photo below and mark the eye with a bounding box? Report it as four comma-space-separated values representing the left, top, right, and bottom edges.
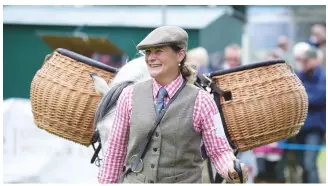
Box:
145, 50, 151, 55
155, 49, 162, 54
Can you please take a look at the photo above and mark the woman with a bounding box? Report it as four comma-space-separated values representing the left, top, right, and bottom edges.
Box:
98, 25, 248, 183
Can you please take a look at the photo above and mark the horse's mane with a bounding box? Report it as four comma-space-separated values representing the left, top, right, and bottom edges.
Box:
94, 56, 150, 126
94, 81, 134, 126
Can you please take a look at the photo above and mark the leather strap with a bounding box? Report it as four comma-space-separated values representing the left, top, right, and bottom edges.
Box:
124, 79, 187, 176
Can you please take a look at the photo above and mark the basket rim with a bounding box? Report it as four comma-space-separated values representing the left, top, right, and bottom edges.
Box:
56, 48, 118, 74
209, 59, 285, 77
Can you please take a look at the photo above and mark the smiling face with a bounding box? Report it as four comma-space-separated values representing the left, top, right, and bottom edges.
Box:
144, 45, 185, 84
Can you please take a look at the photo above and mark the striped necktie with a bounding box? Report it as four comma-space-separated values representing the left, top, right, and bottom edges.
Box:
155, 87, 168, 115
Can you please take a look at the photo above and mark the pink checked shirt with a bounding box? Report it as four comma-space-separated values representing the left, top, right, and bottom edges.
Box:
98, 74, 236, 183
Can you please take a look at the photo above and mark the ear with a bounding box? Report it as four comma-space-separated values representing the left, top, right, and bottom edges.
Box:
177, 49, 186, 63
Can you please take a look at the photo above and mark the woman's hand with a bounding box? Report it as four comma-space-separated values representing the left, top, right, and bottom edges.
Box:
227, 159, 248, 183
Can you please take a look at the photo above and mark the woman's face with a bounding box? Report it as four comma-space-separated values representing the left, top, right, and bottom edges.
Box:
145, 46, 185, 80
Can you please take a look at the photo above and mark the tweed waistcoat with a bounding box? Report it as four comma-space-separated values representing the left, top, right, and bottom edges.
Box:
122, 80, 203, 183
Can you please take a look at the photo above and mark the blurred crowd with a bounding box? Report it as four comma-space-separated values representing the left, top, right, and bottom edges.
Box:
195, 23, 326, 184
255, 24, 326, 184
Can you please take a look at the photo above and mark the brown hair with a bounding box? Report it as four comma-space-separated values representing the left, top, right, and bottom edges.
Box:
170, 45, 192, 79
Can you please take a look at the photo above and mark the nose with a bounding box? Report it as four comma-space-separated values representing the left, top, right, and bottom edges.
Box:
147, 52, 156, 62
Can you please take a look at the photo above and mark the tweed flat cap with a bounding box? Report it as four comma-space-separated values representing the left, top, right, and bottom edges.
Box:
136, 25, 188, 50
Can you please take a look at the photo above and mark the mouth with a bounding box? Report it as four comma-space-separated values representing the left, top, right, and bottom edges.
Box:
148, 64, 162, 68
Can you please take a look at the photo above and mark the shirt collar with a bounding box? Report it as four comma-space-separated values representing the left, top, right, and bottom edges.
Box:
152, 74, 184, 99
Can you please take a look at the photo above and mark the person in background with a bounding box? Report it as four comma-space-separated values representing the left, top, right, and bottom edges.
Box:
185, 47, 209, 74
293, 42, 326, 183
275, 35, 294, 66
222, 44, 242, 69
277, 35, 289, 53
275, 42, 312, 183
293, 42, 318, 71
309, 24, 326, 71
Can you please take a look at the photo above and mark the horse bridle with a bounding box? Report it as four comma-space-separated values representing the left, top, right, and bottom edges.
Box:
90, 130, 102, 167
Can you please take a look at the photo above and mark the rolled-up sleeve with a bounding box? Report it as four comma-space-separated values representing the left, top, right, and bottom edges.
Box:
195, 90, 236, 179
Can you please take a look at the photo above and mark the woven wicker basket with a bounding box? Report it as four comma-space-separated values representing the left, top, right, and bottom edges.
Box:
30, 48, 117, 146
209, 60, 308, 152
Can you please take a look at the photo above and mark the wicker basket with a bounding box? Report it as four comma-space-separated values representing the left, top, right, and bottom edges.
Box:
30, 48, 117, 146
209, 60, 308, 152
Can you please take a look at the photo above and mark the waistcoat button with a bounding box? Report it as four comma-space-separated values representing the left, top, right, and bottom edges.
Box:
155, 132, 159, 137
151, 164, 155, 168
149, 180, 154, 183
153, 148, 157, 152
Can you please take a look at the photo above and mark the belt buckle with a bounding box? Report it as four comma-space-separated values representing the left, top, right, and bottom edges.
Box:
129, 155, 143, 173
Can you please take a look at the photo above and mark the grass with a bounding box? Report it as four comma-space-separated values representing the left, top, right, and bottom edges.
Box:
317, 148, 326, 183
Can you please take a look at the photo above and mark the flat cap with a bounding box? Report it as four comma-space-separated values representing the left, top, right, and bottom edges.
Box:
136, 25, 188, 50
